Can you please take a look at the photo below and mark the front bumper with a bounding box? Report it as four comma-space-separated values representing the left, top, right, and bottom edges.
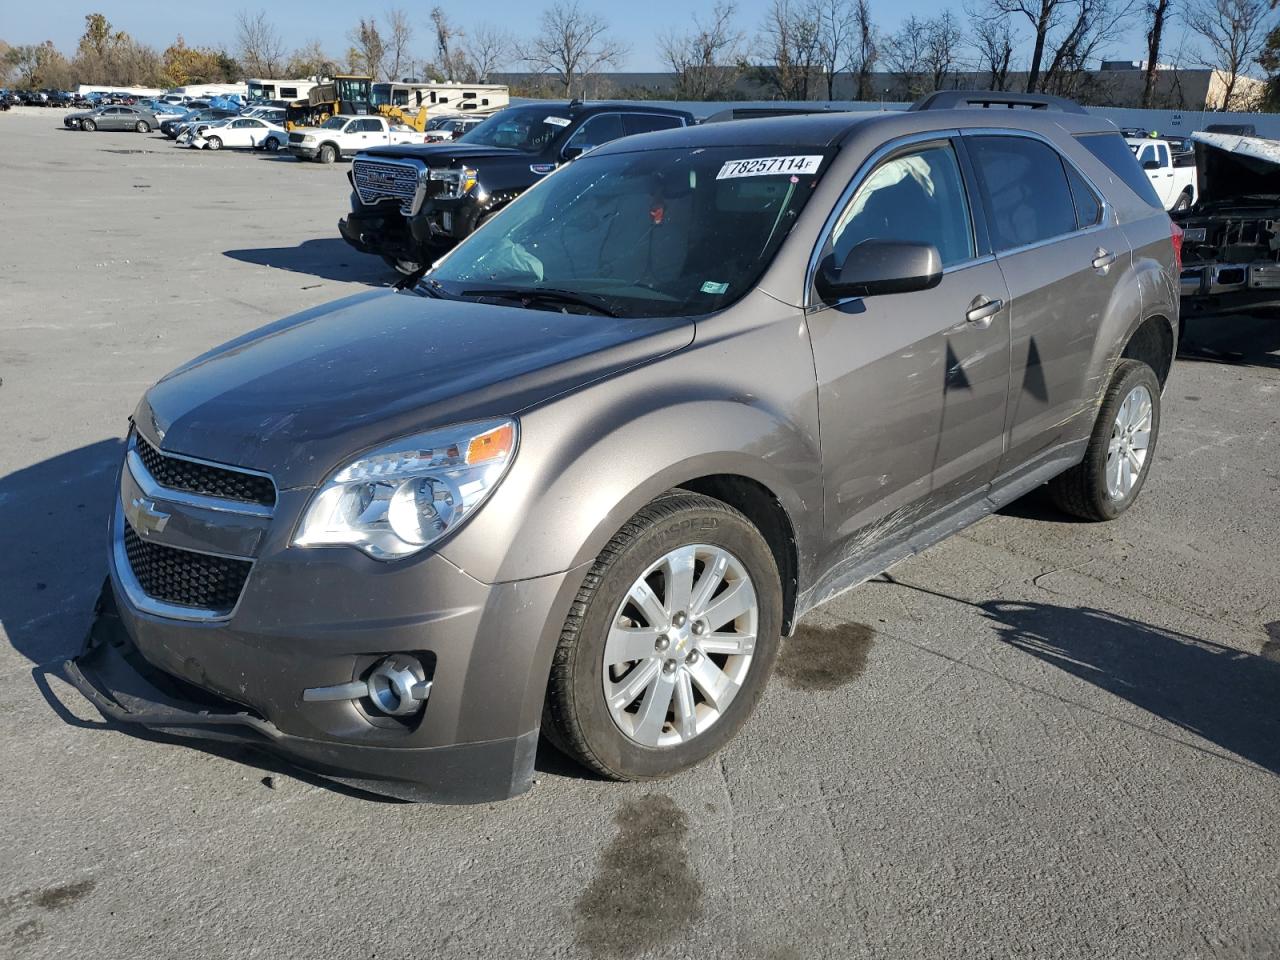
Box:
63, 438, 585, 802
67, 583, 539, 802
287, 144, 319, 160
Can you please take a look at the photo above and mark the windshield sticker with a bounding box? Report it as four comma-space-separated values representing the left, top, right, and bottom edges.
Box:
543, 116, 571, 127
700, 281, 729, 294
716, 155, 823, 180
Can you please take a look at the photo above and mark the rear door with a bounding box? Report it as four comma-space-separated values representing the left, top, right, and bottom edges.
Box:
808, 136, 1011, 561
963, 133, 1131, 473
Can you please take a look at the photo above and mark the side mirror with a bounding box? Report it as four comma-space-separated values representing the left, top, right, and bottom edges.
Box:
1142, 159, 1160, 171
816, 240, 943, 302
562, 144, 590, 161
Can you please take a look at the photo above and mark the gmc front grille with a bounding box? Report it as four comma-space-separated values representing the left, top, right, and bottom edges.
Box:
353, 157, 423, 215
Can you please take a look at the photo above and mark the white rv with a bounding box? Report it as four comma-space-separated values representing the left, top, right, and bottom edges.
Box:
247, 78, 320, 104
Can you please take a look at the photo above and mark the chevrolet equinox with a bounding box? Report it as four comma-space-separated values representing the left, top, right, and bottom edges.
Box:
68, 92, 1180, 802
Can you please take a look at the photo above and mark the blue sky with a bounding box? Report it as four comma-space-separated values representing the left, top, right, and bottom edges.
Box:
5, 0, 1161, 72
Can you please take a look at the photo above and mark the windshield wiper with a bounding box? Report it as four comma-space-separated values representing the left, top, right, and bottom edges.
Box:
459, 287, 620, 317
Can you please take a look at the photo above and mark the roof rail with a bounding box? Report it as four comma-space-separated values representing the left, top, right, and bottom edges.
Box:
909, 90, 1087, 115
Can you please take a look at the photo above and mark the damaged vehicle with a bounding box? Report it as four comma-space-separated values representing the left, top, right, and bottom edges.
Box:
67, 94, 1178, 803
340, 101, 694, 274
1176, 132, 1280, 317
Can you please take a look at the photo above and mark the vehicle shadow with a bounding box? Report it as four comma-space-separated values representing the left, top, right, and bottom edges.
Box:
883, 577, 1280, 774
1179, 310, 1280, 369
0, 438, 124, 668
223, 237, 390, 285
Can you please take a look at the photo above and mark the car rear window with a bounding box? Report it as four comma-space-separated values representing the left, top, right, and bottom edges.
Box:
1078, 133, 1164, 209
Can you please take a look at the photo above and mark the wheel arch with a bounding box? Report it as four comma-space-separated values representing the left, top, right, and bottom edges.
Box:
1120, 312, 1175, 387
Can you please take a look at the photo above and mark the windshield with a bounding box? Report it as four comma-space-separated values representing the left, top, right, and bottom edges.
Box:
321, 116, 348, 129
427, 145, 830, 318
458, 105, 576, 151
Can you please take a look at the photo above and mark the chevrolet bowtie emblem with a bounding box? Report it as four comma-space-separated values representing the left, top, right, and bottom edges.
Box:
126, 496, 170, 536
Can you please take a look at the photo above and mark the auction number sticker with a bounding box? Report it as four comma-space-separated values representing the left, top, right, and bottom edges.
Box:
543, 116, 571, 127
716, 155, 823, 179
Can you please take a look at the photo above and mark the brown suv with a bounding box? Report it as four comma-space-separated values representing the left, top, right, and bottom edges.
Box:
69, 92, 1179, 803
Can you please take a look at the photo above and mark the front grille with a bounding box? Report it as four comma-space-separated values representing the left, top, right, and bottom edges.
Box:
123, 524, 251, 613
288, 132, 305, 143
135, 434, 275, 508
353, 158, 421, 214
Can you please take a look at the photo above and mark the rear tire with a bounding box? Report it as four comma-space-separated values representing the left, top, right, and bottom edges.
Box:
543, 493, 782, 781
1172, 190, 1192, 213
1047, 359, 1161, 521
318, 143, 336, 164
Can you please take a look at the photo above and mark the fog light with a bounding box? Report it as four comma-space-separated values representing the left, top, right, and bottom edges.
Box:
366, 655, 431, 716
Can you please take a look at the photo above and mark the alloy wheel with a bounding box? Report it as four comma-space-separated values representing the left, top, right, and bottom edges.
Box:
603, 544, 758, 747
1106, 384, 1153, 500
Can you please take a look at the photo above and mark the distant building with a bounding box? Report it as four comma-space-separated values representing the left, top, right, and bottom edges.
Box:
495, 66, 1268, 112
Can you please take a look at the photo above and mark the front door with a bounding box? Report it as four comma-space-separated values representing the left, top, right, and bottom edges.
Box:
808, 138, 1011, 573
963, 134, 1133, 471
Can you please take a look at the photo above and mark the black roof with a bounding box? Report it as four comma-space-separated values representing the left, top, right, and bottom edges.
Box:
594, 111, 876, 154
507, 99, 694, 118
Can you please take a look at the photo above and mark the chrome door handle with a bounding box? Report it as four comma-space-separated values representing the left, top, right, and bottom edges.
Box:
964, 298, 1003, 329
1092, 249, 1117, 269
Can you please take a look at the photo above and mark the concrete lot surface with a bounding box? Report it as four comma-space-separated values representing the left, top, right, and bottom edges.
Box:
1, 109, 1279, 959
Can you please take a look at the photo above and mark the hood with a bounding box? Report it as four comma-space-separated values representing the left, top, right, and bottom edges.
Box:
361, 142, 528, 164
1192, 132, 1280, 207
138, 290, 694, 488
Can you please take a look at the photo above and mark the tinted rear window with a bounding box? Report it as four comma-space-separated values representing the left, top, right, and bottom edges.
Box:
968, 136, 1078, 252
1078, 133, 1164, 209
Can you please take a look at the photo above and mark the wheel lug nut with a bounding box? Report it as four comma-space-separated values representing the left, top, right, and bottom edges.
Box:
655, 635, 670, 651
662, 659, 677, 675
672, 612, 687, 627
692, 621, 706, 636
687, 650, 700, 664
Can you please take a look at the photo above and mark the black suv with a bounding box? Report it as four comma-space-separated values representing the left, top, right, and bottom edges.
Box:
339, 101, 695, 274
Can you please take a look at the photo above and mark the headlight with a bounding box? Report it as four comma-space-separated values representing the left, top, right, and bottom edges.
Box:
294, 419, 517, 560
301, 134, 316, 143
428, 166, 479, 197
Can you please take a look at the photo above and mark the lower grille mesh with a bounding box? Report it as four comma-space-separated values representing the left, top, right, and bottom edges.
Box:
123, 524, 251, 612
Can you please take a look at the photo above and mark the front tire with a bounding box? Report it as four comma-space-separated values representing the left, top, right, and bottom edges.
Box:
381, 255, 424, 276
135, 120, 150, 133
205, 135, 222, 151
1047, 358, 1161, 521
82, 119, 96, 132
263, 136, 280, 152
1172, 190, 1192, 213
318, 143, 337, 164
544, 493, 782, 781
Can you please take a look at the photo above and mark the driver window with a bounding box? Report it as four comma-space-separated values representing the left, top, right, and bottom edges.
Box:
564, 114, 624, 155
830, 143, 975, 268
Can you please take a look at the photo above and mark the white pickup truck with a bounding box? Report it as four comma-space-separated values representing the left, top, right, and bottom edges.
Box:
1126, 137, 1197, 212
286, 115, 424, 163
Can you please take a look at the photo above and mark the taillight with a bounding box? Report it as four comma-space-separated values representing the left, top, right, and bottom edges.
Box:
1170, 219, 1183, 273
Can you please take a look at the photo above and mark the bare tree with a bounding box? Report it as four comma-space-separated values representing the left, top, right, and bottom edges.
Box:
851, 0, 879, 99
235, 9, 285, 78
1186, 0, 1270, 108
286, 39, 337, 79
461, 24, 511, 81
385, 8, 414, 80
659, 1, 745, 99
923, 10, 965, 89
519, 1, 628, 96
1141, 0, 1173, 106
814, 0, 853, 100
348, 18, 387, 78
987, 0, 1072, 91
1041, 0, 1138, 97
754, 0, 823, 99
882, 14, 930, 97
968, 7, 1017, 89
430, 7, 469, 79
